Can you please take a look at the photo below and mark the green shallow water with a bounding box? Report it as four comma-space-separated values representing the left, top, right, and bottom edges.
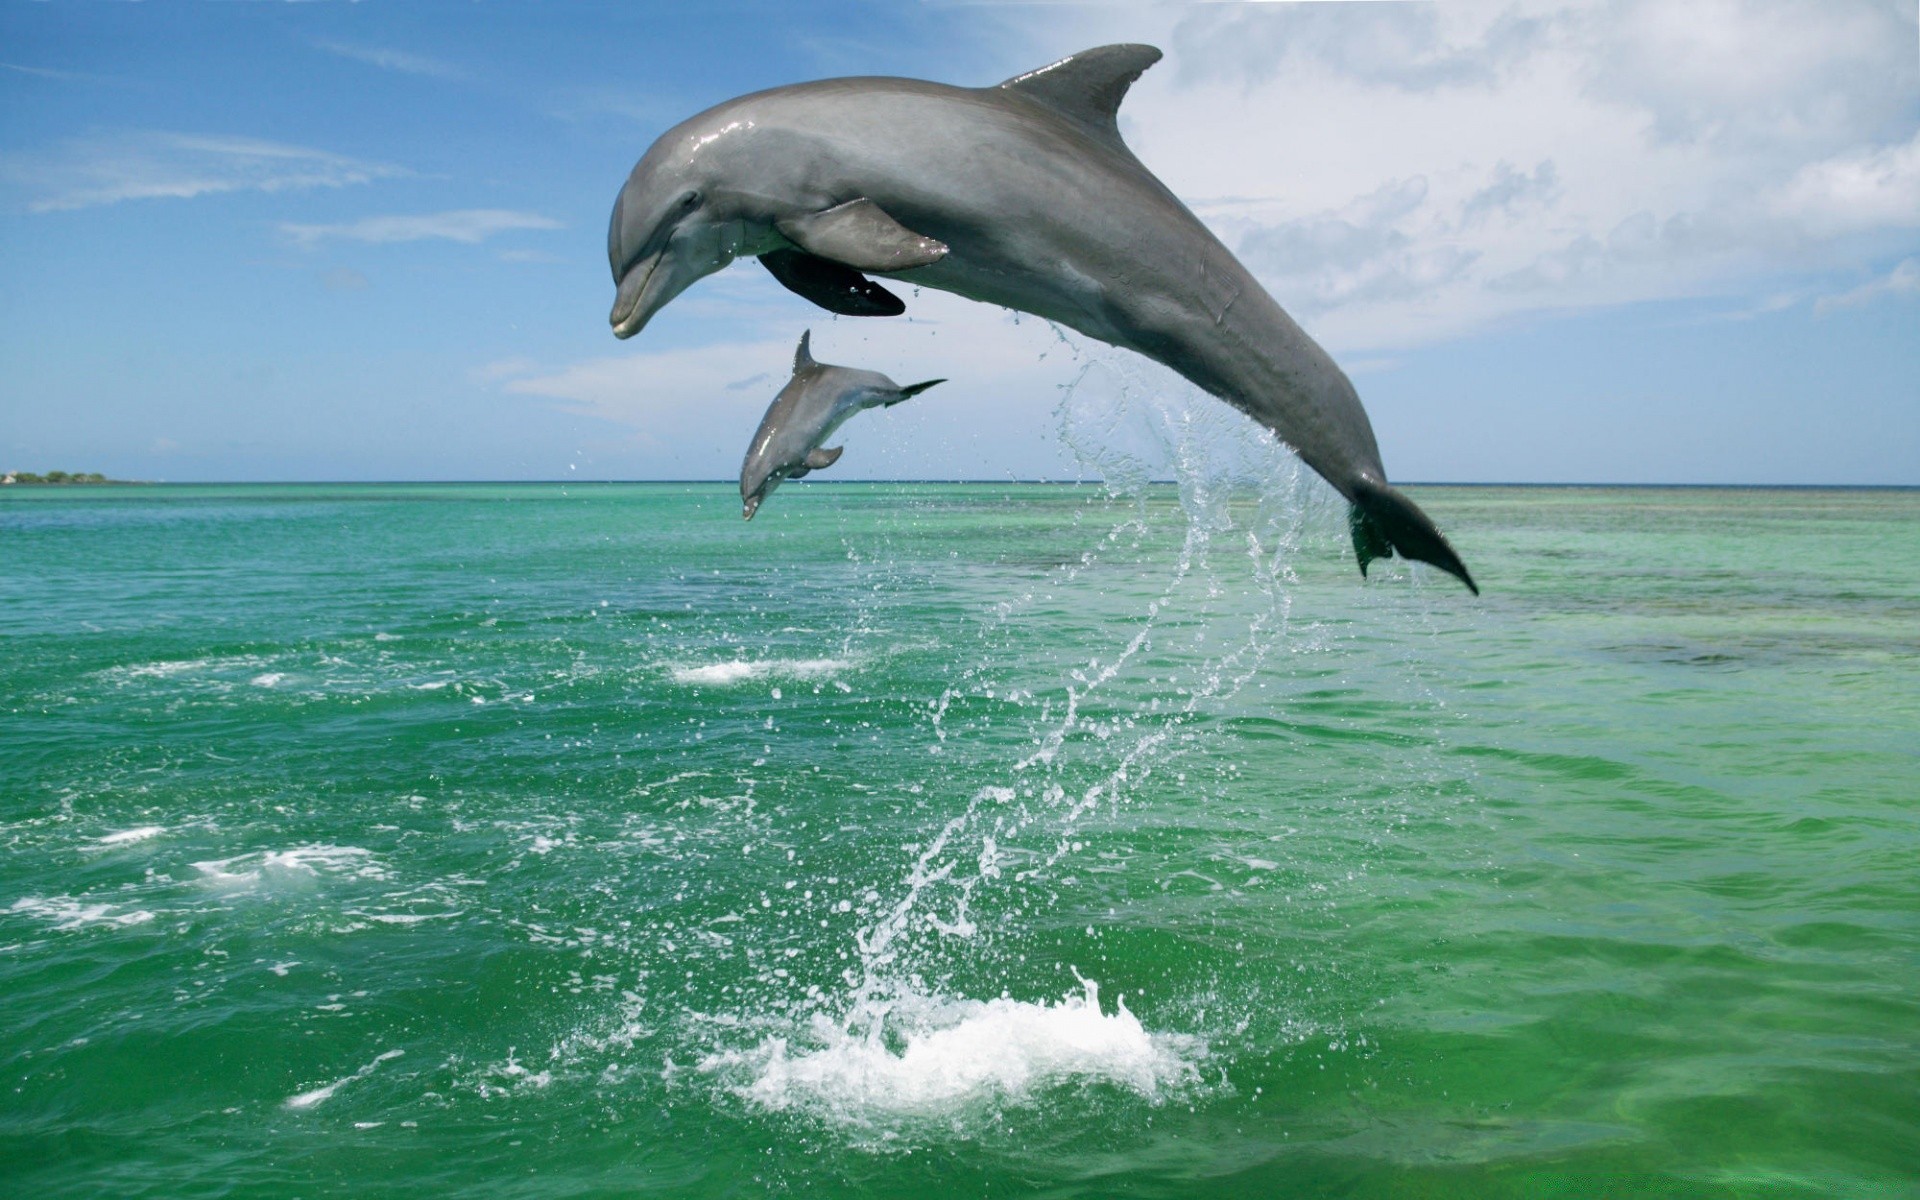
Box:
3, 480, 1917, 1198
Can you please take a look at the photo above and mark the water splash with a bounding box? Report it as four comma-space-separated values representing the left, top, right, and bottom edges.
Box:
701, 973, 1203, 1130
850, 339, 1320, 962
699, 332, 1329, 1133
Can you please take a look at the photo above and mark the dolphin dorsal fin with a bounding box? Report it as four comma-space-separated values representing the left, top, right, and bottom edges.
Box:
997, 44, 1161, 149
794, 330, 815, 373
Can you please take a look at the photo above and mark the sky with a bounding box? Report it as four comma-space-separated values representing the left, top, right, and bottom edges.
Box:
1, 0, 1916, 484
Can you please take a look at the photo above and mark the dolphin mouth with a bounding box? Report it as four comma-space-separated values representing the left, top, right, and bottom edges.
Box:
741, 470, 777, 520
741, 470, 774, 520
610, 253, 662, 339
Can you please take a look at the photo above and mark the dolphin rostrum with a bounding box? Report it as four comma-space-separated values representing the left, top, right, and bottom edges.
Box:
608, 44, 1477, 592
739, 331, 943, 519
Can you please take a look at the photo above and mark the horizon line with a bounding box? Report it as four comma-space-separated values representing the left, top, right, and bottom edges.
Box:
7, 479, 1919, 491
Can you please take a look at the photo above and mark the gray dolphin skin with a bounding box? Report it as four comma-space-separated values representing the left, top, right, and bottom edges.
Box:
740, 331, 942, 520
608, 44, 1476, 592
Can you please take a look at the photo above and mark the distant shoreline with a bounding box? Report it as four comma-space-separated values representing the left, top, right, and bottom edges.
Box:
0, 472, 132, 486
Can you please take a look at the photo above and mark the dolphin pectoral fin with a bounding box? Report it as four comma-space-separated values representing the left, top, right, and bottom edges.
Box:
804, 446, 843, 471
998, 45, 1161, 151
886, 379, 945, 405
777, 200, 948, 274
1348, 479, 1478, 595
761, 249, 907, 317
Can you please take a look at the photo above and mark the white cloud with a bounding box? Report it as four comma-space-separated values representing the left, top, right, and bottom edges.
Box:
1814, 257, 1920, 312
470, 357, 541, 383
4, 132, 404, 213
1774, 131, 1920, 237
1588, 0, 1912, 147
280, 209, 562, 246
1234, 176, 1485, 317
313, 39, 461, 80
997, 0, 1920, 350
503, 338, 793, 454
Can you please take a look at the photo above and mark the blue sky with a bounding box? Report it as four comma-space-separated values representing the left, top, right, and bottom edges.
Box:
2, 0, 1916, 484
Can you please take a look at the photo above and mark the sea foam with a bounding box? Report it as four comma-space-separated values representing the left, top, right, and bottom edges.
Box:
9, 896, 155, 931
192, 844, 389, 889
701, 977, 1204, 1125
94, 825, 166, 847
669, 658, 853, 686
284, 1048, 404, 1110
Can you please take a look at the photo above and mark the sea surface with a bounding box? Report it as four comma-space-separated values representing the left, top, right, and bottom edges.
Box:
3, 472, 1917, 1197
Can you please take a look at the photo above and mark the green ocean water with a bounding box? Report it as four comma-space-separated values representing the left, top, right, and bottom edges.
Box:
3, 478, 1917, 1198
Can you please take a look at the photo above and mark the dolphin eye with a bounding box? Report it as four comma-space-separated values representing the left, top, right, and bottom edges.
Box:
681, 191, 702, 211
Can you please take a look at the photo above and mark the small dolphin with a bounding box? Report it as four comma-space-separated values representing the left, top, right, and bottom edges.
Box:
608, 44, 1476, 591
740, 331, 942, 520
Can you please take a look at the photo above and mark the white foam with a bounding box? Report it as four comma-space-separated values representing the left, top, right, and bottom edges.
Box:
250, 672, 285, 688
669, 658, 853, 686
117, 658, 213, 680
701, 977, 1204, 1124
361, 911, 461, 925
285, 1048, 404, 1110
283, 1081, 340, 1109
10, 896, 155, 931
108, 654, 271, 682
95, 826, 166, 847
192, 845, 389, 889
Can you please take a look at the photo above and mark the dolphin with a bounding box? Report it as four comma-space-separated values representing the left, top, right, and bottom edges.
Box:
740, 331, 943, 519
607, 44, 1477, 592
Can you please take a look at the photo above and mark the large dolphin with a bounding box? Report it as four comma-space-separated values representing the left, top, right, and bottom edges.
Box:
607, 44, 1476, 592
740, 330, 943, 519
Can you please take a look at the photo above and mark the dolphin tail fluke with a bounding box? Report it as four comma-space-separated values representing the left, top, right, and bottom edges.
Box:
1348, 479, 1478, 595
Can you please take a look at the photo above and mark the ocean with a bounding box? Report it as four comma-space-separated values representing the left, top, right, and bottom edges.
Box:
3, 475, 1916, 1197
